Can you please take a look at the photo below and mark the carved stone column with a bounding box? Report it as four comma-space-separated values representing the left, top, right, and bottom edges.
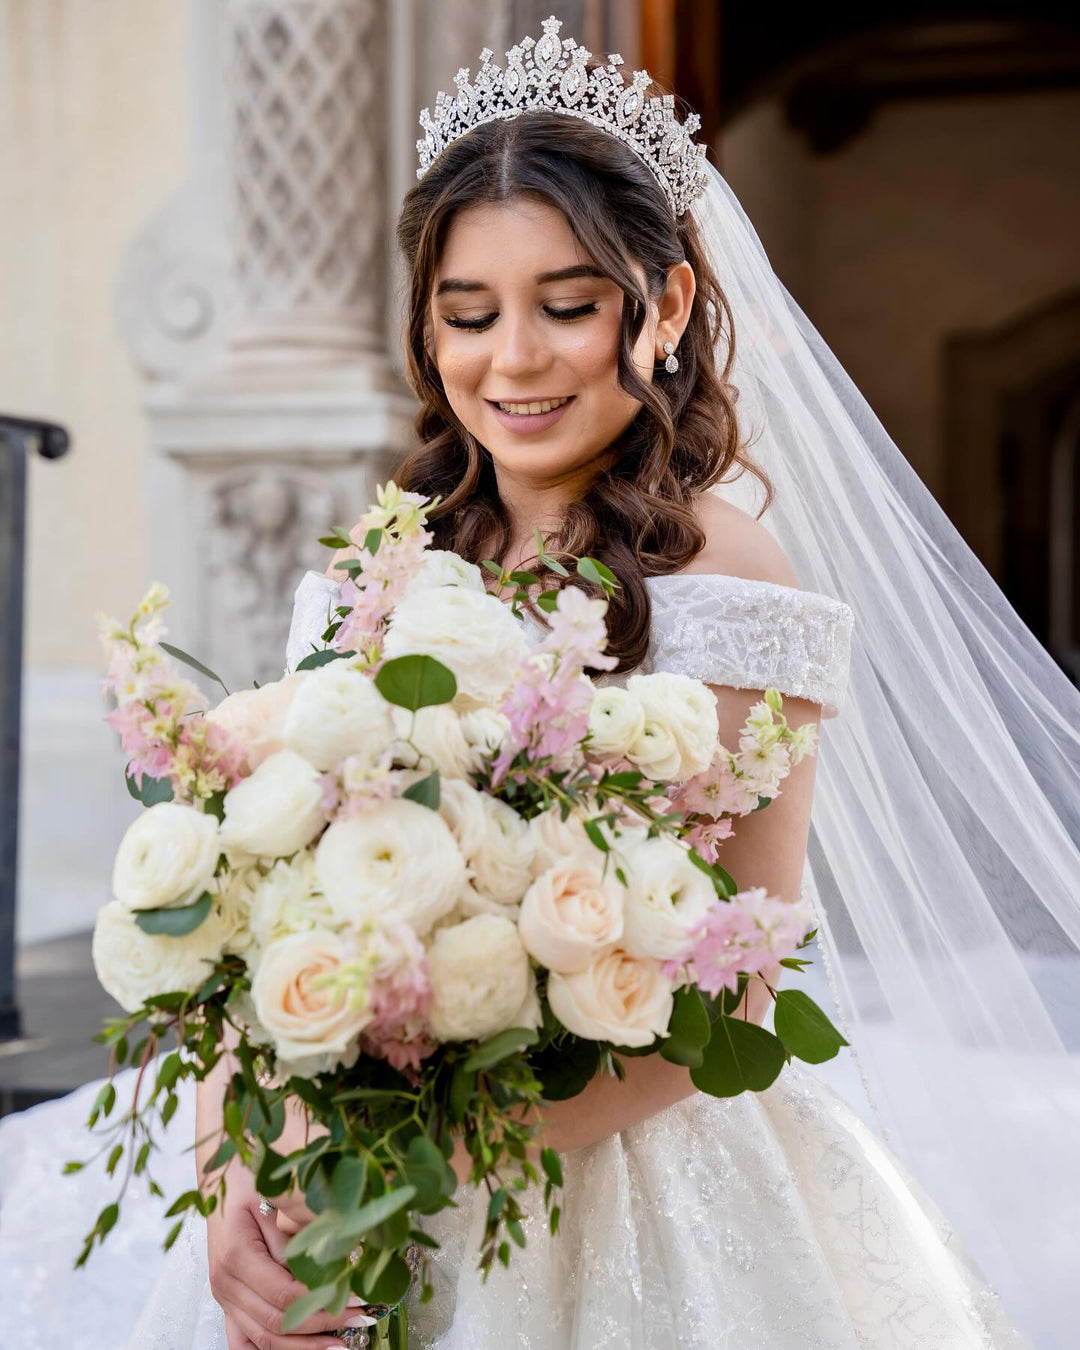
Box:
118, 0, 415, 691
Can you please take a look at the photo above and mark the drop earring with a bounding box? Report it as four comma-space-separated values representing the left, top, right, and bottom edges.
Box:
663, 340, 679, 374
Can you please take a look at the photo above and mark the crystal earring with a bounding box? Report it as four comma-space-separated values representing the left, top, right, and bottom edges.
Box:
662, 340, 679, 373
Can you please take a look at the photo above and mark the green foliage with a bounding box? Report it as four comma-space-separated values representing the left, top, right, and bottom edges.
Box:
773, 989, 848, 1063
402, 770, 440, 810
160, 641, 230, 697
374, 654, 457, 711
659, 987, 711, 1069
132, 892, 212, 937
691, 1014, 787, 1097
124, 767, 173, 806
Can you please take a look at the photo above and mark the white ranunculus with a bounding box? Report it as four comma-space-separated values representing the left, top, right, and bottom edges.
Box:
314, 797, 465, 934
391, 703, 473, 778
547, 949, 674, 1047
469, 794, 535, 906
402, 549, 486, 597
458, 707, 510, 770
250, 928, 371, 1076
625, 717, 682, 781
204, 672, 311, 771
426, 914, 530, 1042
526, 806, 593, 878
213, 867, 257, 957
513, 967, 543, 1033
381, 586, 528, 710
587, 686, 646, 758
518, 852, 624, 974
219, 750, 325, 860
247, 850, 336, 952
626, 672, 719, 781
457, 879, 519, 920
436, 778, 489, 862
620, 835, 716, 960
112, 802, 220, 912
282, 663, 394, 772
92, 900, 227, 1013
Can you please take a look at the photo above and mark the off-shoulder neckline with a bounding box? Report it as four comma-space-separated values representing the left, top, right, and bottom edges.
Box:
302, 568, 850, 613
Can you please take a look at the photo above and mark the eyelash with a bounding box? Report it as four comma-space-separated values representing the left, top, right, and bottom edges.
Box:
442, 302, 599, 332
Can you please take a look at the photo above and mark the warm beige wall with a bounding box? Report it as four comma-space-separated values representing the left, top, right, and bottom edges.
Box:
721, 89, 1080, 499
0, 0, 188, 668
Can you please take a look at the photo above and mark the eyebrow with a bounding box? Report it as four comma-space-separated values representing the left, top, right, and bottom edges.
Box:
435, 264, 607, 297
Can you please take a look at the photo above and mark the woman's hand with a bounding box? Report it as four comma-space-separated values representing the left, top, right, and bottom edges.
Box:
206, 1160, 375, 1349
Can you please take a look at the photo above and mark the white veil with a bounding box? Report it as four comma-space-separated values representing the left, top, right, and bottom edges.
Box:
693, 159, 1079, 1345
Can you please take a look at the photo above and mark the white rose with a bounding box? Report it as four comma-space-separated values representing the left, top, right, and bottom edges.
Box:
518, 852, 624, 973
402, 550, 486, 597
382, 587, 528, 710
250, 928, 371, 1076
283, 663, 394, 772
314, 797, 465, 934
219, 749, 325, 859
437, 778, 489, 862
626, 672, 719, 781
469, 795, 535, 906
247, 851, 336, 952
547, 949, 674, 1047
620, 835, 716, 960
391, 703, 473, 778
92, 900, 226, 1013
527, 806, 593, 878
205, 673, 311, 771
426, 914, 530, 1042
587, 686, 646, 758
112, 802, 220, 911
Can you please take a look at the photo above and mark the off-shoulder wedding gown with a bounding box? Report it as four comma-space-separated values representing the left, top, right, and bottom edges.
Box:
0, 570, 1030, 1349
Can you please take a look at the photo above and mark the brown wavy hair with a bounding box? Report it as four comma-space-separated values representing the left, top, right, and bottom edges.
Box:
392, 80, 772, 674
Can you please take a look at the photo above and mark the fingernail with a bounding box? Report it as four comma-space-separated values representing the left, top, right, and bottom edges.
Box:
346, 1294, 364, 1308
345, 1312, 378, 1328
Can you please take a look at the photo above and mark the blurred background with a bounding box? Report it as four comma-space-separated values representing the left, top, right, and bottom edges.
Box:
1, 0, 1078, 1261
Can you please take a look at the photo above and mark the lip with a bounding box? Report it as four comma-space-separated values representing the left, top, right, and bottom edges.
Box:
486, 395, 575, 435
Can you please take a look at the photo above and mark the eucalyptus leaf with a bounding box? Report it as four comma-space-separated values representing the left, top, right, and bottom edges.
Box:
402, 770, 440, 810
463, 1026, 538, 1072
160, 642, 230, 696
296, 648, 351, 671
281, 1284, 338, 1333
125, 768, 173, 806
533, 1035, 599, 1100
374, 654, 457, 711
691, 1015, 786, 1097
133, 891, 212, 937
773, 989, 848, 1064
659, 986, 710, 1068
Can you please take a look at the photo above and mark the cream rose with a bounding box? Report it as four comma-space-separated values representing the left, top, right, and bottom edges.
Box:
620, 835, 716, 960
92, 899, 226, 1013
314, 797, 465, 934
283, 663, 394, 772
204, 672, 311, 771
587, 686, 646, 758
547, 949, 674, 1047
250, 928, 371, 1075
626, 672, 719, 781
426, 914, 531, 1042
219, 749, 325, 859
112, 802, 220, 911
402, 549, 486, 597
469, 794, 535, 906
518, 852, 624, 973
381, 586, 528, 710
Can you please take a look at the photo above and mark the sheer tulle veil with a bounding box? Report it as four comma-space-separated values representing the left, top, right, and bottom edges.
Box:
693, 158, 1079, 1341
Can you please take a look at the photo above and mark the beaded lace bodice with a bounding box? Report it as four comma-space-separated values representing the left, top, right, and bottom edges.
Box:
284, 569, 855, 718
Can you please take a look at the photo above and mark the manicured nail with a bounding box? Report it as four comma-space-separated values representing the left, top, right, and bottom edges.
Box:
346, 1294, 364, 1307
345, 1312, 378, 1327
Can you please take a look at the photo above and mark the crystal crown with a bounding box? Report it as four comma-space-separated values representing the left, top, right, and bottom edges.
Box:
415, 15, 709, 218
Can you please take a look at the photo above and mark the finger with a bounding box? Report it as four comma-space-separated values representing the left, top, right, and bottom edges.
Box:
229, 1301, 345, 1350
224, 1315, 256, 1350
225, 1224, 374, 1336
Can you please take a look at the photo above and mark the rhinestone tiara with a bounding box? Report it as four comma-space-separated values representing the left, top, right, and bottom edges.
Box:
415, 14, 710, 219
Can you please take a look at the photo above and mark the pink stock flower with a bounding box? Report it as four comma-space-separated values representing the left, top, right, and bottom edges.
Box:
668, 886, 812, 997
673, 752, 747, 818
358, 923, 435, 1073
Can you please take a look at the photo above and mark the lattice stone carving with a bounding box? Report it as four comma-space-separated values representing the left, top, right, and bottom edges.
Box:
228, 0, 384, 353
202, 468, 337, 685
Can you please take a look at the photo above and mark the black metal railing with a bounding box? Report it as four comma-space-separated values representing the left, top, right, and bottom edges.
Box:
0, 415, 70, 1040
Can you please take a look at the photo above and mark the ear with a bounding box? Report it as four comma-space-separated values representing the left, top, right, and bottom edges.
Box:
655, 260, 696, 356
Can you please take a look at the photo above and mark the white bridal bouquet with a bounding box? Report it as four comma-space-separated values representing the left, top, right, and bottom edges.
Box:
72, 482, 846, 1345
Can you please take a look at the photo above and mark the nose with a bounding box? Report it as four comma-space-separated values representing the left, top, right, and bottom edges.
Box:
489, 308, 552, 380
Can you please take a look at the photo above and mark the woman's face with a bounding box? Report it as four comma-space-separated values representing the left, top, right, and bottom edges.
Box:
427, 196, 693, 488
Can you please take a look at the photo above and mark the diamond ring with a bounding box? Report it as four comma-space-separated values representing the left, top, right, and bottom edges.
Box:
257, 1196, 276, 1217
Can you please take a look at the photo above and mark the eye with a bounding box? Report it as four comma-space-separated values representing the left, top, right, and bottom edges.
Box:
442, 302, 600, 333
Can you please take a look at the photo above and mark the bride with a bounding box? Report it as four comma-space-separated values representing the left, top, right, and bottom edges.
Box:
2, 16, 1075, 1349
